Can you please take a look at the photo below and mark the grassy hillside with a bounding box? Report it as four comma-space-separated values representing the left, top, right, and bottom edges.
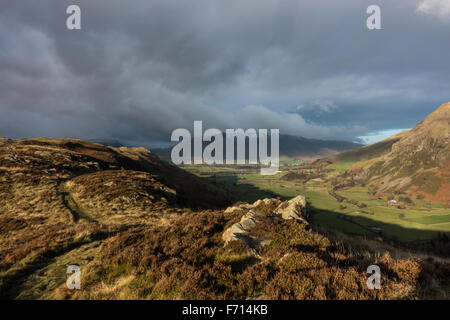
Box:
331, 103, 450, 204
0, 137, 448, 299
0, 137, 227, 299
185, 163, 450, 244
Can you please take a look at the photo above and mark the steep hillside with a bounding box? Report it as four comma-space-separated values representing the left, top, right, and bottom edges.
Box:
331, 103, 449, 203
367, 103, 449, 202
0, 137, 230, 298
0, 138, 228, 209
333, 130, 408, 162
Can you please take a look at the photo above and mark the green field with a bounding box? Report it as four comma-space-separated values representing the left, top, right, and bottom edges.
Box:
184, 160, 450, 243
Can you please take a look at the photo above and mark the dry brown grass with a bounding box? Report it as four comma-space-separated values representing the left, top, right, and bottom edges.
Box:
67, 206, 449, 300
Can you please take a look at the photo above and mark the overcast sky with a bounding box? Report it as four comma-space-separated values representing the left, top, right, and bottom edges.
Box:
0, 0, 449, 147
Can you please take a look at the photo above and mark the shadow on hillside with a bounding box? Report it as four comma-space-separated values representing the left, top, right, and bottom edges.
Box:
204, 172, 449, 256
310, 207, 450, 257
206, 173, 286, 205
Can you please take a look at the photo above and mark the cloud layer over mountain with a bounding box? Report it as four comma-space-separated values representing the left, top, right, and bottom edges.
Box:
1, 0, 449, 147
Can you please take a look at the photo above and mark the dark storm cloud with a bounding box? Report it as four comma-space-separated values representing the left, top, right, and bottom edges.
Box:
0, 0, 449, 146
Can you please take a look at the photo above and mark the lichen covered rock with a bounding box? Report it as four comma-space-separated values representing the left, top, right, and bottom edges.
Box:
274, 195, 308, 224
222, 195, 309, 246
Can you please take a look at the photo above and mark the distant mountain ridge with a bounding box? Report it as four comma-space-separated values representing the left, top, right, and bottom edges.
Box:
88, 139, 125, 148
278, 134, 363, 157
154, 134, 362, 161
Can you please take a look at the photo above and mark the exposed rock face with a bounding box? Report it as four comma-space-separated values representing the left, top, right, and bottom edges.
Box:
251, 198, 280, 208
222, 209, 265, 245
222, 195, 308, 246
274, 195, 308, 224
224, 203, 251, 214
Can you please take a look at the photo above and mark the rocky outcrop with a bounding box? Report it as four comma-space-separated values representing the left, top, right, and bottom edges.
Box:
251, 198, 281, 208
224, 203, 251, 214
222, 209, 266, 246
222, 195, 308, 246
274, 195, 308, 224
